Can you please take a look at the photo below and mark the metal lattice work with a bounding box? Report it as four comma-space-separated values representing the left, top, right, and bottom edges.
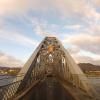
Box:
0, 37, 99, 100
0, 74, 23, 100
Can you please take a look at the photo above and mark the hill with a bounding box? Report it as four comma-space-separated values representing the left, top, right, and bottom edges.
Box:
78, 63, 100, 73
0, 66, 21, 75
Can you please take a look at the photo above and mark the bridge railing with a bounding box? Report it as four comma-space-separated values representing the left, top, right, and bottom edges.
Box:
56, 72, 98, 98
0, 74, 25, 100
19, 69, 46, 91
0, 69, 46, 100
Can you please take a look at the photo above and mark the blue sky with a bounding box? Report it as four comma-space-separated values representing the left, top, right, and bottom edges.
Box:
0, 0, 100, 67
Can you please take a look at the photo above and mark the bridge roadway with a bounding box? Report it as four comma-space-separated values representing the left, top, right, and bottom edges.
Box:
15, 75, 76, 100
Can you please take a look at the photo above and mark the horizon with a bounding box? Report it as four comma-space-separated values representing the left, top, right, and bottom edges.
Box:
0, 0, 100, 67
0, 62, 100, 68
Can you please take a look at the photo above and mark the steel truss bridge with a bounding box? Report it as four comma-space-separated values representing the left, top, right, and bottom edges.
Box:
0, 37, 99, 100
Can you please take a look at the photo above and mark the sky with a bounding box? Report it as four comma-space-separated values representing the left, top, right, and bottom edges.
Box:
0, 0, 100, 67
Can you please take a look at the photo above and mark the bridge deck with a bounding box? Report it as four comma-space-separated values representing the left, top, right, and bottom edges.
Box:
18, 76, 75, 100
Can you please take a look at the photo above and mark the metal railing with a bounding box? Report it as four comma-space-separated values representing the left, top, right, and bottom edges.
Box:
0, 73, 25, 100
0, 69, 46, 100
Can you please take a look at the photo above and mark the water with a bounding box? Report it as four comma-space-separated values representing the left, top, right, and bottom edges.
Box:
0, 75, 16, 86
88, 77, 100, 84
88, 77, 100, 93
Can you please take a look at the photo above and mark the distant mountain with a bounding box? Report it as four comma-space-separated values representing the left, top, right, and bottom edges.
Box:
78, 63, 100, 72
0, 66, 21, 70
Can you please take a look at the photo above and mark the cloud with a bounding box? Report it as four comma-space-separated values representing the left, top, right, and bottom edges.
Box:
34, 25, 57, 37
66, 34, 100, 54
0, 0, 100, 66
91, 0, 100, 8
67, 46, 80, 54
67, 34, 100, 45
0, 51, 23, 67
0, 0, 27, 15
0, 0, 99, 20
64, 24, 81, 30
34, 25, 48, 36
73, 55, 100, 65
62, 33, 100, 65
0, 0, 50, 16
46, 0, 100, 24
50, 0, 87, 16
0, 30, 38, 47
31, 17, 57, 37
0, 0, 100, 28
